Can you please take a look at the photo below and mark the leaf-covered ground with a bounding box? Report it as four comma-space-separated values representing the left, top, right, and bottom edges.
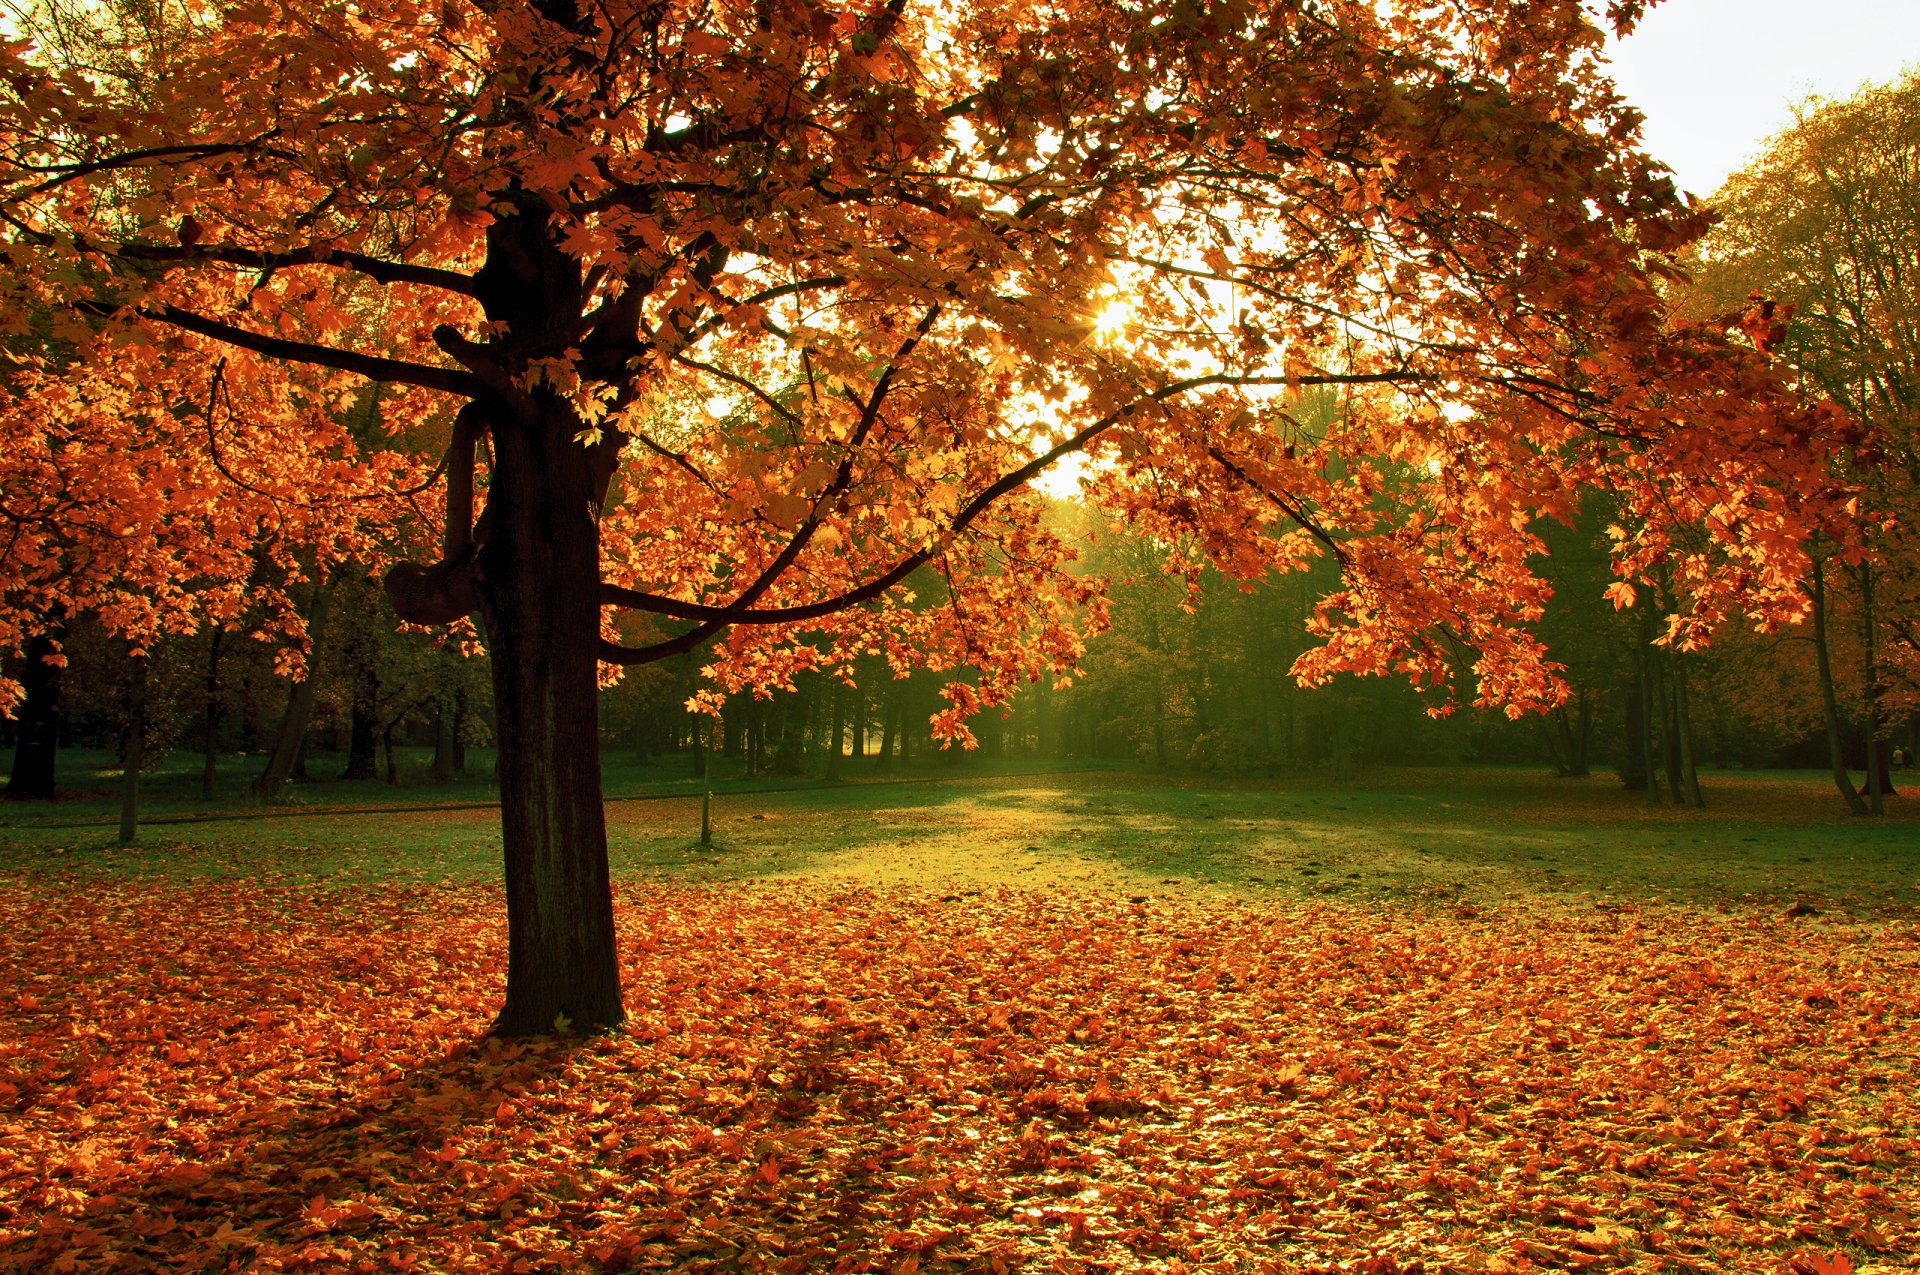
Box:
3, 878, 1915, 1273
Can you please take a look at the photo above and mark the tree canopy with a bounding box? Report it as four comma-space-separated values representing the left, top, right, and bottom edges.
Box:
0, 0, 1859, 1030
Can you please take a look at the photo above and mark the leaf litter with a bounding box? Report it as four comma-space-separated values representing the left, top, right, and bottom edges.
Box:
0, 878, 1914, 1273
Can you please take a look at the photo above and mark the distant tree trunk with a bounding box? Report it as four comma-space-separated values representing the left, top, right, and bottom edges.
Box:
343, 702, 379, 781
1811, 559, 1870, 815
451, 686, 469, 774
1568, 689, 1593, 776
119, 652, 148, 844
6, 629, 62, 800
431, 692, 457, 782
383, 718, 402, 785
253, 581, 333, 801
1544, 710, 1570, 776
1671, 653, 1704, 808
1636, 647, 1662, 806
1855, 561, 1888, 811
1618, 678, 1647, 791
877, 686, 897, 770
826, 681, 846, 779
852, 688, 867, 760
200, 628, 224, 799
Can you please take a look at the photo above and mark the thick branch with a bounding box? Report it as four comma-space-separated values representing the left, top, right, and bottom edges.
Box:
599, 368, 1422, 663
72, 300, 480, 396
107, 240, 480, 296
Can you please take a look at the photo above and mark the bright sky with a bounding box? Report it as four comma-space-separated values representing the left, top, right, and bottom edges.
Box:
1602, 0, 1920, 198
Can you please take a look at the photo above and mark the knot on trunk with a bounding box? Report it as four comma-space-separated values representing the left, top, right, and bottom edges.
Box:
385, 556, 480, 626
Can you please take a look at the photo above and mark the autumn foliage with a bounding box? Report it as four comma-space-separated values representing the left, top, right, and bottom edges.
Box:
4, 877, 1914, 1273
0, 0, 1870, 1029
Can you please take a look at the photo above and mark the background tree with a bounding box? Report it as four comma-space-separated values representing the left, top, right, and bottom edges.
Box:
1686, 69, 1920, 811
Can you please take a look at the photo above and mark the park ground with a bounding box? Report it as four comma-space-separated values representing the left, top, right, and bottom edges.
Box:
1, 757, 1916, 1273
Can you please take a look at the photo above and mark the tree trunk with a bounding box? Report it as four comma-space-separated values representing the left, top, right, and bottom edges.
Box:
1855, 561, 1886, 812
826, 680, 846, 780
1811, 558, 1870, 815
119, 652, 148, 844
1618, 678, 1647, 791
1569, 688, 1592, 777
877, 686, 897, 771
201, 628, 224, 799
343, 703, 379, 781
1637, 649, 1662, 806
431, 691, 457, 783
476, 386, 623, 1037
6, 628, 62, 800
1671, 652, 1704, 808
451, 686, 469, 775
383, 718, 401, 786
253, 581, 333, 800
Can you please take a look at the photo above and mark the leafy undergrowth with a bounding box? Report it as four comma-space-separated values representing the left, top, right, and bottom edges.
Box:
2, 880, 1915, 1274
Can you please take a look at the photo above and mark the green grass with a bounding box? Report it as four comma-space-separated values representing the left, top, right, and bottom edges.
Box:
5, 752, 1916, 917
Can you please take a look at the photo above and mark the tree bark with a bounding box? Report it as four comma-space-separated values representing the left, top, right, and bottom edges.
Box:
253, 580, 333, 801
6, 628, 62, 800
476, 386, 623, 1036
1811, 558, 1870, 815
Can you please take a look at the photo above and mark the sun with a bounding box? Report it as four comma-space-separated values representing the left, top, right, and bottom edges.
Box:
1092, 299, 1135, 339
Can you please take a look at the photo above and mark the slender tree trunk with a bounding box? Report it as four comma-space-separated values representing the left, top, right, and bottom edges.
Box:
1856, 561, 1886, 812
1617, 679, 1647, 791
431, 693, 457, 783
6, 628, 62, 800
451, 686, 468, 775
1637, 651, 1662, 806
826, 680, 846, 779
383, 718, 401, 786
1671, 653, 1704, 808
1811, 558, 1870, 815
253, 581, 333, 800
1545, 708, 1571, 776
877, 686, 897, 770
200, 628, 224, 799
476, 385, 623, 1037
1570, 689, 1592, 776
119, 652, 148, 844
343, 703, 379, 781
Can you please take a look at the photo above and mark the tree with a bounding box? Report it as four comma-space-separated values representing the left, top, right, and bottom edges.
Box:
0, 0, 1856, 1033
1685, 70, 1920, 811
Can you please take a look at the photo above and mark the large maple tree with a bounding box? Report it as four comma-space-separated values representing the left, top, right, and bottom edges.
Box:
0, 0, 1856, 1032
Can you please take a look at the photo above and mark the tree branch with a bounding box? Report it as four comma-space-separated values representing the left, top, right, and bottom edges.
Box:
72, 300, 481, 396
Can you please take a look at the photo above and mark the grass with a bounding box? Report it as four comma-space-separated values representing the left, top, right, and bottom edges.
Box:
5, 756, 1917, 1272
6, 752, 1917, 917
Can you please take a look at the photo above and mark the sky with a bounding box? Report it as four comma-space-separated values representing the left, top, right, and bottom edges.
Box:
1602, 0, 1920, 198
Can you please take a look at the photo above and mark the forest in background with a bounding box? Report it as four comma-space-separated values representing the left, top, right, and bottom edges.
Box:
4, 476, 1905, 809
6, 66, 1918, 816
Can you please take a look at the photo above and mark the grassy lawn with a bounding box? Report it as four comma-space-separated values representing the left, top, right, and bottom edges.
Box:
8, 754, 1919, 917
2, 761, 1916, 1273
